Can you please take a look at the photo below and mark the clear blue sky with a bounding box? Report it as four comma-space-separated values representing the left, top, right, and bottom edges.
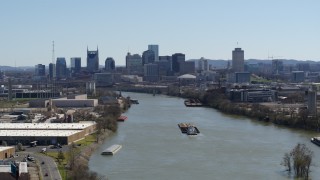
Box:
0, 0, 319, 67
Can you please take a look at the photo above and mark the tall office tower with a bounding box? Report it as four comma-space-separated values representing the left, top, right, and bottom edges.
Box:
232, 48, 244, 72
105, 57, 115, 71
56, 57, 67, 79
148, 44, 159, 62
307, 90, 317, 115
49, 63, 56, 80
198, 57, 209, 71
87, 47, 99, 73
142, 50, 155, 65
144, 63, 159, 82
272, 59, 284, 75
126, 52, 143, 75
35, 64, 46, 76
159, 55, 172, 71
172, 53, 185, 73
70, 57, 81, 74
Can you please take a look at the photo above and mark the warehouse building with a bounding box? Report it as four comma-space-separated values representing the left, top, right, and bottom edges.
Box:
0, 122, 96, 145
0, 146, 15, 160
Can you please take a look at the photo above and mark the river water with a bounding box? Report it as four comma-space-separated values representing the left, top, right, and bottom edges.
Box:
89, 92, 320, 180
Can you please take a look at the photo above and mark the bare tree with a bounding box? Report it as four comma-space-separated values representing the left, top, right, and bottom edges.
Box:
282, 143, 313, 179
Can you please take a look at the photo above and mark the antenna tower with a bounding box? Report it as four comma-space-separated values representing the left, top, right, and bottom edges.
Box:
52, 41, 55, 64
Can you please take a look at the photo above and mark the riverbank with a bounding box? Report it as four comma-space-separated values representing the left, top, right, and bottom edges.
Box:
67, 130, 113, 179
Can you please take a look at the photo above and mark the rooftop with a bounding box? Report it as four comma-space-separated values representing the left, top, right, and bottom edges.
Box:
0, 146, 15, 152
0, 121, 95, 130
0, 130, 82, 137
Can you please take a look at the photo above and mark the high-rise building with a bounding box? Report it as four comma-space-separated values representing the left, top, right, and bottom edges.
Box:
291, 71, 305, 83
272, 59, 284, 75
148, 44, 159, 62
70, 57, 81, 74
87, 47, 99, 73
126, 53, 143, 75
180, 61, 195, 74
307, 90, 317, 115
159, 55, 172, 71
232, 48, 244, 72
198, 57, 209, 71
172, 53, 185, 73
144, 63, 159, 82
49, 63, 56, 80
56, 57, 67, 79
105, 57, 115, 71
35, 64, 45, 76
142, 50, 155, 65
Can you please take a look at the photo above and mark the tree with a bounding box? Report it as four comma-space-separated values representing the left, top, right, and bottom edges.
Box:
17, 143, 23, 151
57, 150, 65, 164
281, 143, 313, 179
67, 143, 80, 170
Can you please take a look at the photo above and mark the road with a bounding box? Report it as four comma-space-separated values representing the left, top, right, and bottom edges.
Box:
10, 151, 62, 180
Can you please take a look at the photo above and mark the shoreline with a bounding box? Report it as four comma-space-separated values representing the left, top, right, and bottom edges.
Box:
75, 130, 113, 179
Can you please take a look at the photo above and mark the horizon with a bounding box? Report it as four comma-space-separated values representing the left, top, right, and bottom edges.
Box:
0, 0, 319, 66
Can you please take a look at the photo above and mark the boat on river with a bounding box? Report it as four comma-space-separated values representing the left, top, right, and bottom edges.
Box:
101, 144, 122, 155
184, 99, 203, 107
118, 115, 128, 122
311, 137, 320, 146
178, 123, 200, 135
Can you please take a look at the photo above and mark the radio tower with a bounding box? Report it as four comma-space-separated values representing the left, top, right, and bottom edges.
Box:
52, 41, 55, 64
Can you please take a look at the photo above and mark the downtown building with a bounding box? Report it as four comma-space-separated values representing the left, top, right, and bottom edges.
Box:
87, 47, 99, 73
34, 64, 46, 81
172, 53, 185, 74
232, 48, 244, 72
148, 44, 159, 62
105, 57, 115, 72
70, 57, 81, 75
56, 57, 67, 79
126, 53, 143, 75
49, 63, 56, 80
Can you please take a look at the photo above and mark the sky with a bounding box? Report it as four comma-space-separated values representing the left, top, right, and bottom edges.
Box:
0, 0, 319, 67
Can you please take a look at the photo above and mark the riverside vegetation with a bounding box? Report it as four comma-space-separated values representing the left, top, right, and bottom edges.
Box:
166, 86, 320, 132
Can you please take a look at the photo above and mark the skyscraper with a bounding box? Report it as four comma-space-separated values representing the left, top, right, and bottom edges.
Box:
232, 48, 244, 72
34, 64, 45, 76
148, 44, 159, 62
142, 50, 155, 65
105, 57, 115, 71
87, 47, 99, 73
70, 57, 81, 74
56, 57, 67, 79
172, 53, 185, 73
49, 63, 56, 80
126, 53, 143, 75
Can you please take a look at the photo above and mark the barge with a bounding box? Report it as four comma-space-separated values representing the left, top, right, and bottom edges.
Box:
101, 144, 122, 155
311, 137, 320, 146
184, 99, 203, 107
117, 115, 128, 122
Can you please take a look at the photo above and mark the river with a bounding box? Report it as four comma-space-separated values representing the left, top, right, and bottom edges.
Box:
89, 92, 320, 180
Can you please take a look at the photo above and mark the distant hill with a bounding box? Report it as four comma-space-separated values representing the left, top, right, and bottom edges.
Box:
188, 59, 320, 68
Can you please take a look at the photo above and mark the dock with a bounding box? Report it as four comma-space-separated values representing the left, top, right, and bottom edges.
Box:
101, 144, 122, 155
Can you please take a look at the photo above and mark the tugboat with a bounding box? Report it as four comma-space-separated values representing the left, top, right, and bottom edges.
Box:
178, 123, 200, 135
187, 125, 199, 135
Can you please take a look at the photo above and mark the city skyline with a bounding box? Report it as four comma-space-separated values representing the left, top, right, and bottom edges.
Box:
0, 0, 319, 67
